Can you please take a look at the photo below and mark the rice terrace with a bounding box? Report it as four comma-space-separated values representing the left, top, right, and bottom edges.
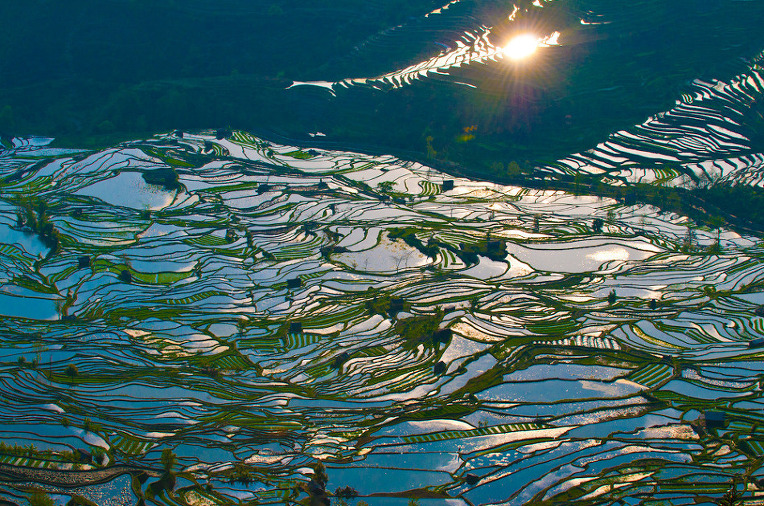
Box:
1, 122, 764, 505
3, 0, 764, 505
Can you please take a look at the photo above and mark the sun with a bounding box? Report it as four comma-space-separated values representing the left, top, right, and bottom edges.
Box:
502, 34, 540, 60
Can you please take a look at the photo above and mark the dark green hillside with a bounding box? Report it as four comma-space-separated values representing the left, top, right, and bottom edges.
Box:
1, 0, 763, 174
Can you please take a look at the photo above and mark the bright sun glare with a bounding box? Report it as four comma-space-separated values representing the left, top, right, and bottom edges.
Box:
503, 34, 540, 60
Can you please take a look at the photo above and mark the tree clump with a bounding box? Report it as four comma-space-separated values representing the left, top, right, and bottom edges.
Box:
293, 461, 330, 506
365, 290, 407, 317
335, 486, 359, 499
142, 167, 180, 190
459, 238, 508, 264
320, 245, 349, 259
66, 495, 98, 506
119, 269, 132, 283
148, 448, 177, 497
28, 490, 55, 506
16, 199, 61, 255
388, 228, 439, 260
227, 462, 256, 485
65, 364, 78, 382
332, 351, 350, 369
388, 227, 508, 267
395, 310, 449, 348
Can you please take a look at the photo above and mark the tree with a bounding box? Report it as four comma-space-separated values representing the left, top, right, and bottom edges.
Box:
683, 225, 696, 252
425, 135, 437, 159
377, 181, 394, 193
160, 448, 176, 473
147, 448, 178, 496
65, 364, 78, 382
298, 461, 330, 506
607, 290, 617, 305
66, 495, 98, 506
311, 461, 328, 490
707, 215, 724, 254
506, 161, 522, 178
334, 486, 358, 500
717, 483, 742, 506
28, 490, 55, 506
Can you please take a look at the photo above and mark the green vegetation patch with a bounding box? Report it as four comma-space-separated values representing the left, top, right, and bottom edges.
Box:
284, 150, 315, 160
395, 311, 446, 347
142, 167, 180, 191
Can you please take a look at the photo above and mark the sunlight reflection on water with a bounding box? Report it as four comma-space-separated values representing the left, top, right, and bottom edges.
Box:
587, 246, 631, 263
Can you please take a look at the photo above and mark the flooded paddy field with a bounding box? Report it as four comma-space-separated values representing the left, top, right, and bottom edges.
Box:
1, 132, 764, 505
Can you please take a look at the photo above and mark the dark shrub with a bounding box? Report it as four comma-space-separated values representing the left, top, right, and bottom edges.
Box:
335, 486, 358, 499
433, 329, 452, 344
333, 352, 350, 369
142, 167, 179, 190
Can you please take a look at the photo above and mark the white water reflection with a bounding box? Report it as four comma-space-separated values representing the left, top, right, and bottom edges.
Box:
505, 239, 661, 273
502, 33, 539, 60
0, 223, 49, 258
587, 246, 631, 263
76, 171, 177, 210
0, 290, 59, 320
290, 24, 561, 92
502, 31, 561, 60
